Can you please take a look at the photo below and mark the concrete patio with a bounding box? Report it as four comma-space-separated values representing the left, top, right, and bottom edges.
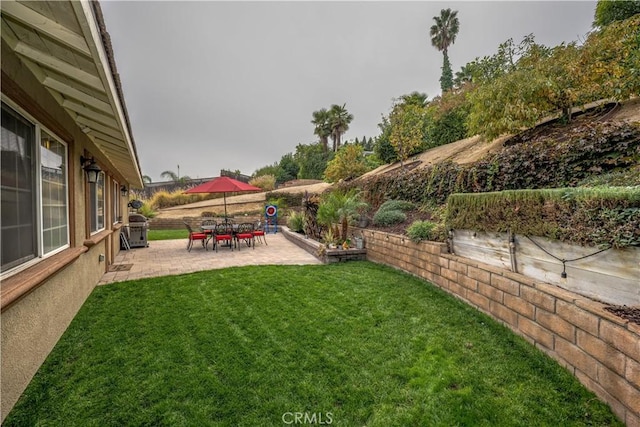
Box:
99, 232, 322, 284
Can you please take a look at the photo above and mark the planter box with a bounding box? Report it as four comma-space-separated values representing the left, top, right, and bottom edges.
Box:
281, 227, 366, 264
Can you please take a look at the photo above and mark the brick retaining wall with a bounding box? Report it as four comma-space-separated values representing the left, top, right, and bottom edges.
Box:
359, 228, 640, 425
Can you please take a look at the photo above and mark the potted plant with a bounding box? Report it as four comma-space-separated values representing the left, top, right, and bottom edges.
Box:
342, 238, 351, 250
323, 228, 337, 248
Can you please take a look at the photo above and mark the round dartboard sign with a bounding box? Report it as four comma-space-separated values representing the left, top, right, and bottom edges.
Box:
265, 205, 277, 217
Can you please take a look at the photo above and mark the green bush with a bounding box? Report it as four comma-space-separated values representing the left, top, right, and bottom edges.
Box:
406, 220, 437, 243
378, 200, 414, 212
427, 107, 468, 147
250, 174, 276, 191
136, 202, 157, 219
148, 189, 204, 209
287, 211, 305, 233
373, 209, 407, 226
265, 192, 305, 209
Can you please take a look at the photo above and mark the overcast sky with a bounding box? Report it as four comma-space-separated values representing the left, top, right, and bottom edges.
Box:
99, 1, 597, 183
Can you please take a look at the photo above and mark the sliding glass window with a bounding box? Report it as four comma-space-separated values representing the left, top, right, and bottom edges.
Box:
1, 102, 69, 273
1, 104, 37, 271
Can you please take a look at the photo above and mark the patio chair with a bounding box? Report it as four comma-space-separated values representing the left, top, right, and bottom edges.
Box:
201, 219, 217, 237
213, 223, 234, 252
235, 222, 255, 250
253, 220, 267, 245
184, 222, 208, 252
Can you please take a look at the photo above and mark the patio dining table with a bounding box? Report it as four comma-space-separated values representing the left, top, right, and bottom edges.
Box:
201, 223, 252, 251
201, 224, 231, 248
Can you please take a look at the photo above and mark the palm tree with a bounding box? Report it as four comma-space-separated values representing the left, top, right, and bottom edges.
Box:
430, 8, 460, 92
142, 175, 152, 184
328, 104, 354, 152
317, 189, 368, 243
454, 63, 474, 88
160, 170, 179, 182
160, 170, 191, 186
311, 108, 332, 152
399, 91, 429, 107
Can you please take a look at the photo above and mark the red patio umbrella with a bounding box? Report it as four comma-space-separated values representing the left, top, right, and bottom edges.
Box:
184, 176, 262, 219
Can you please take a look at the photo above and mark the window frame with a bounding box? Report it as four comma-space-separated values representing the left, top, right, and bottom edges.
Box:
40, 129, 70, 257
112, 180, 120, 224
1, 99, 70, 276
89, 171, 106, 234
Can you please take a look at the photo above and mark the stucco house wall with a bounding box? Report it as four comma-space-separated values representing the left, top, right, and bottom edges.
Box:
1, 1, 142, 421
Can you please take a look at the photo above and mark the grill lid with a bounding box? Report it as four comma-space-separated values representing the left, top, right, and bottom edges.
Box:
129, 214, 147, 223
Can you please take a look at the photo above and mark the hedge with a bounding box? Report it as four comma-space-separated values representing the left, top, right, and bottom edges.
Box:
446, 188, 640, 249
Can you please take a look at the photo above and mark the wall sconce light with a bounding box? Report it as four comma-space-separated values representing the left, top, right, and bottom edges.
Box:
80, 155, 101, 184
120, 185, 128, 196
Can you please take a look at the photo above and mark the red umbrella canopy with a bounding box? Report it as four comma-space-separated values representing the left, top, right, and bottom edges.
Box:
184, 176, 261, 194
184, 176, 262, 219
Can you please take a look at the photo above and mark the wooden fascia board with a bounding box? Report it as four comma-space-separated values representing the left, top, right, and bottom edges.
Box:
72, 0, 142, 188
1, 0, 91, 56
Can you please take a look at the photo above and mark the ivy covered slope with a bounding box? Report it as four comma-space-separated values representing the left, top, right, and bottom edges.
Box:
340, 115, 640, 247
446, 188, 640, 249
343, 118, 639, 205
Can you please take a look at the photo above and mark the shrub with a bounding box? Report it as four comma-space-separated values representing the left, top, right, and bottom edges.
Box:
136, 202, 157, 218
287, 211, 305, 233
406, 220, 437, 243
322, 228, 337, 245
265, 192, 305, 209
250, 174, 276, 191
378, 199, 414, 212
373, 209, 407, 226
149, 189, 204, 209
446, 188, 640, 248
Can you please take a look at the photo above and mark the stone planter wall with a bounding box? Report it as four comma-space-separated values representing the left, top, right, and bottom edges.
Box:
281, 227, 367, 264
357, 228, 639, 425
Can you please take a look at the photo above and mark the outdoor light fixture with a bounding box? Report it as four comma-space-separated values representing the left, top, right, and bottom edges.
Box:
120, 185, 128, 196
80, 155, 101, 184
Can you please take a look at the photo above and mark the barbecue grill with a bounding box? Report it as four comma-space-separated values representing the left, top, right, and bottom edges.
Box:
125, 213, 149, 248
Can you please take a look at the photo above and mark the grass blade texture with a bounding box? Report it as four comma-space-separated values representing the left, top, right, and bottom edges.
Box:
5, 262, 621, 426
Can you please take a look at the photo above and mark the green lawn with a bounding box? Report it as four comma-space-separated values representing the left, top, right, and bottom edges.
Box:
5, 263, 621, 426
147, 228, 186, 241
